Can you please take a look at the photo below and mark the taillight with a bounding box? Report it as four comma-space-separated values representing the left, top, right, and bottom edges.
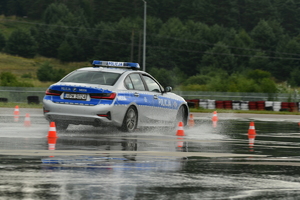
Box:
45, 89, 62, 96
90, 93, 116, 100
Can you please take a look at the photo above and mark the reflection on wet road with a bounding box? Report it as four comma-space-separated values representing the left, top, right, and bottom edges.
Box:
1, 108, 300, 199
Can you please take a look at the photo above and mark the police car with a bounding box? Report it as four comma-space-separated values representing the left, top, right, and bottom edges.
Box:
43, 60, 189, 132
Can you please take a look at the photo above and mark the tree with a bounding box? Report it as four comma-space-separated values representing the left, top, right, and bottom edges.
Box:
37, 62, 66, 82
0, 72, 18, 86
273, 38, 300, 80
6, 0, 25, 16
201, 41, 237, 74
5, 29, 37, 58
31, 25, 59, 58
93, 17, 142, 63
251, 20, 276, 51
289, 68, 300, 86
57, 40, 72, 62
0, 72, 33, 87
74, 27, 94, 61
0, 0, 9, 15
92, 0, 143, 23
230, 29, 254, 68
237, 0, 280, 31
184, 75, 211, 85
42, 3, 74, 25
210, 0, 239, 28
177, 0, 215, 25
61, 0, 94, 25
23, 0, 55, 20
0, 31, 6, 51
248, 51, 271, 71
148, 67, 184, 88
276, 0, 300, 36
150, 18, 188, 74
246, 69, 277, 93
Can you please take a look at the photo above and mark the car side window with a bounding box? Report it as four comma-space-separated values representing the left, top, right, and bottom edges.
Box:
124, 76, 134, 89
142, 75, 161, 93
125, 74, 145, 90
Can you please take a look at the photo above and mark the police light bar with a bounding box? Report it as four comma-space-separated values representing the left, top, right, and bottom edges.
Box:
92, 60, 140, 69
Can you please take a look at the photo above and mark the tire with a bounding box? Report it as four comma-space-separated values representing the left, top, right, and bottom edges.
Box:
118, 106, 138, 132
176, 105, 187, 126
55, 121, 69, 131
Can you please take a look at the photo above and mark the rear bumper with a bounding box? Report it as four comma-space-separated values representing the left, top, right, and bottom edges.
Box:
43, 99, 122, 126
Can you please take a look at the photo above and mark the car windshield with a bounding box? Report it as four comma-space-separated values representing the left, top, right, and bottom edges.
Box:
61, 70, 120, 86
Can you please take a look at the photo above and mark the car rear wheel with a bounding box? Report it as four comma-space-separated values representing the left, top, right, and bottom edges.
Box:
118, 106, 137, 132
55, 121, 69, 131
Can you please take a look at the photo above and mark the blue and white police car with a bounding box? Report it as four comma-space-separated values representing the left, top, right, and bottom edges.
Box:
43, 60, 189, 132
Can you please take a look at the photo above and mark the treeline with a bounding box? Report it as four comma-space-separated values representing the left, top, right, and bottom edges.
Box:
0, 0, 300, 92
2, 0, 300, 34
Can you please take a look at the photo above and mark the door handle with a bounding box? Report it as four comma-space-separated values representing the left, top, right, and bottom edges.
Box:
153, 95, 158, 99
134, 92, 139, 97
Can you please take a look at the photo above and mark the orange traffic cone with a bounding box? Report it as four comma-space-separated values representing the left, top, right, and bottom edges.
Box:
24, 113, 31, 127
177, 137, 184, 148
248, 121, 256, 136
248, 122, 256, 151
188, 114, 195, 127
48, 137, 57, 151
14, 105, 20, 122
48, 137, 57, 157
212, 111, 218, 128
212, 111, 218, 122
48, 122, 58, 138
176, 121, 185, 136
48, 122, 58, 157
248, 135, 255, 151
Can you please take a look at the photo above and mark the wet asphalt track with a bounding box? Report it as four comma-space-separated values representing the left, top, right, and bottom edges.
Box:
1, 108, 300, 199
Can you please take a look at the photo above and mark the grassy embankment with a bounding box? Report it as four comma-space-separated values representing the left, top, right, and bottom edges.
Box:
0, 52, 89, 87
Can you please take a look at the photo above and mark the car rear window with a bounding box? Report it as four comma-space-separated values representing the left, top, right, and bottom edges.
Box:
61, 71, 120, 86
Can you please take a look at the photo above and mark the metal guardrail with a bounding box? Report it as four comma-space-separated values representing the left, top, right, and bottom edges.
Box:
0, 87, 47, 103
0, 87, 298, 103
173, 91, 299, 102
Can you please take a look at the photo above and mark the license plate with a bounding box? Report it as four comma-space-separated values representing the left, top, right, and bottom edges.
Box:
64, 93, 87, 100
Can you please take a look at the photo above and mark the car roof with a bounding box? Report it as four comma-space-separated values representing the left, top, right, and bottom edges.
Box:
76, 67, 136, 74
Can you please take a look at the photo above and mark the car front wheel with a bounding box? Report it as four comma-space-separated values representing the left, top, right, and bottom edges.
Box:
176, 105, 187, 126
119, 106, 138, 132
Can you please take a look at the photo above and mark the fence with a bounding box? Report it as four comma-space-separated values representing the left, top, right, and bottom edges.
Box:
0, 87, 299, 105
174, 91, 299, 102
0, 87, 47, 103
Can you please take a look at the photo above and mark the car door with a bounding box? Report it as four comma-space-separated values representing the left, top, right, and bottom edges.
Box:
123, 73, 154, 123
141, 74, 176, 122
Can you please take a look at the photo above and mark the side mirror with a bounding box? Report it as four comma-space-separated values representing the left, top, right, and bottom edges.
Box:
165, 86, 172, 93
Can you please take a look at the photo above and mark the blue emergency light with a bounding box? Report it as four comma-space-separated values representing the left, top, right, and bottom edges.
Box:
92, 60, 140, 69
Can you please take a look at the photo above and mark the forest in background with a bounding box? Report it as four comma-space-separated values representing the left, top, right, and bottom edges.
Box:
0, 0, 300, 94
